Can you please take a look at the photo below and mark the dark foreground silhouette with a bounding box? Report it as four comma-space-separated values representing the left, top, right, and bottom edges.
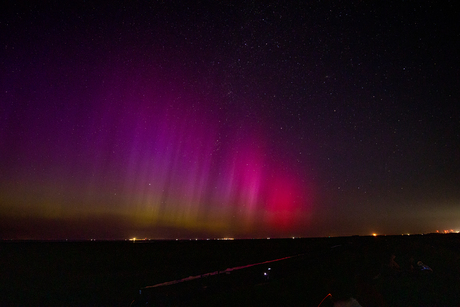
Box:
1, 234, 459, 306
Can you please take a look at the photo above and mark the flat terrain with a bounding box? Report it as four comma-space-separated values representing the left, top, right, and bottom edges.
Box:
1, 234, 460, 306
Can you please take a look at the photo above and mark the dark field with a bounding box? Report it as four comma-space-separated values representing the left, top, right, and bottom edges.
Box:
1, 234, 460, 306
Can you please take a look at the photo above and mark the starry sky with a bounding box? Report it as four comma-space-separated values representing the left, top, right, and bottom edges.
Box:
1, 1, 459, 239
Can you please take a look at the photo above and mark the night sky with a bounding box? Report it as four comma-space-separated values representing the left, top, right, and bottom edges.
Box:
1, 1, 459, 239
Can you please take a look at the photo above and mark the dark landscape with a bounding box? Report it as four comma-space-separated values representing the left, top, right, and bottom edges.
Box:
1, 234, 460, 306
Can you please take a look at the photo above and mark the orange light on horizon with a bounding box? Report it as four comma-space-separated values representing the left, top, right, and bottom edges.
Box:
372, 233, 377, 237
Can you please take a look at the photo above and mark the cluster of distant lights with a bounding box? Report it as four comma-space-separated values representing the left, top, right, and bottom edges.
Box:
371, 230, 460, 237
50, 233, 460, 242
126, 237, 303, 241
47, 234, 460, 241
127, 238, 238, 241
436, 229, 460, 234
125, 233, 460, 241
37, 233, 460, 241
4, 233, 460, 241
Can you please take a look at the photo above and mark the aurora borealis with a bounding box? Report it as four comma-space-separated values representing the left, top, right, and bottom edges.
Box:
0, 66, 311, 238
1, 1, 459, 239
